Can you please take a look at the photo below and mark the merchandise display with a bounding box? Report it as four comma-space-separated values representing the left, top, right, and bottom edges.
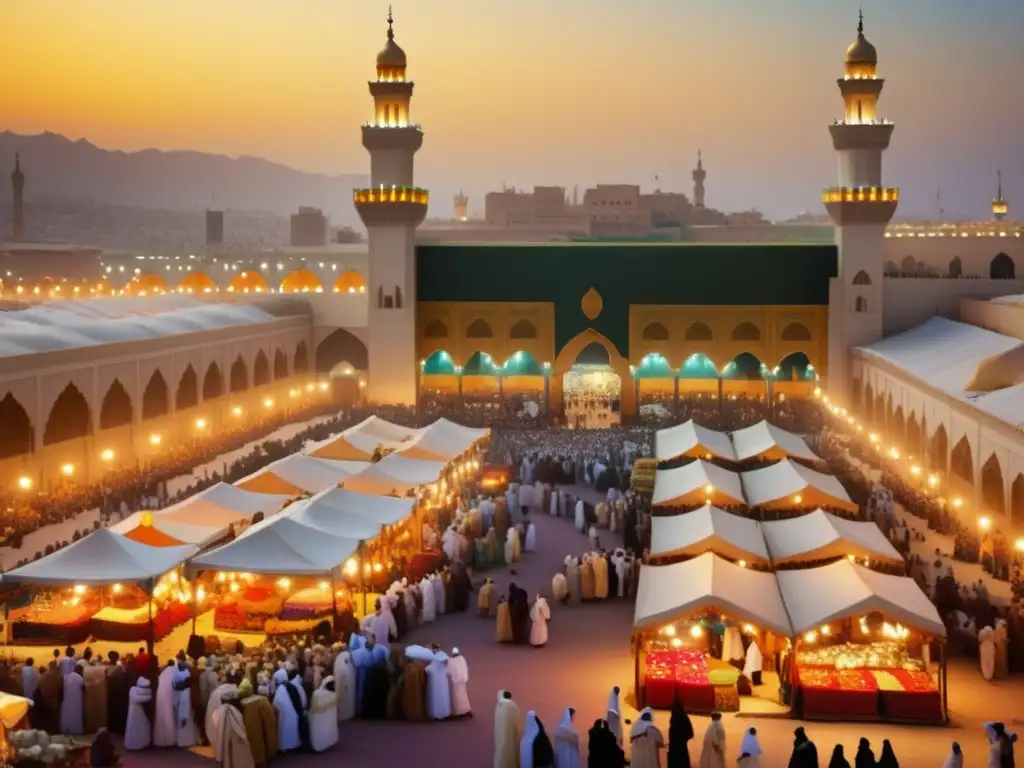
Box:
796, 641, 919, 671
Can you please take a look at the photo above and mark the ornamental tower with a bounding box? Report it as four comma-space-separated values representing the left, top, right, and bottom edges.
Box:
11, 154, 25, 242
454, 190, 468, 221
355, 8, 428, 405
692, 150, 706, 208
824, 12, 898, 401
992, 171, 1009, 221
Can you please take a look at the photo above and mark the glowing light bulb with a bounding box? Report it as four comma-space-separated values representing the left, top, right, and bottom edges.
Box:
195, 418, 207, 430
979, 515, 992, 532
17, 476, 32, 490
149, 433, 162, 446
232, 406, 243, 417
690, 625, 703, 638
61, 463, 75, 477
803, 631, 818, 643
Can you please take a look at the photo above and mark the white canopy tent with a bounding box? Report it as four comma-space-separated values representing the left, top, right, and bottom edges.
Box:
633, 552, 793, 637
649, 504, 770, 566
655, 420, 737, 463
396, 418, 489, 462
301, 488, 415, 526
776, 560, 946, 637
189, 515, 361, 576
741, 460, 857, 513
234, 455, 368, 496
652, 460, 746, 508
761, 509, 903, 567
731, 420, 821, 463
111, 512, 228, 548
2, 529, 197, 586
340, 454, 446, 497
284, 488, 414, 539
156, 483, 291, 527
305, 416, 419, 461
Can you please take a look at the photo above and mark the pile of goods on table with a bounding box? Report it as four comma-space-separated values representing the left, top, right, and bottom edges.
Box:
643, 648, 741, 712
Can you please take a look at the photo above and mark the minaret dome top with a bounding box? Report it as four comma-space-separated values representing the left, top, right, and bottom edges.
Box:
377, 7, 407, 70
844, 11, 878, 77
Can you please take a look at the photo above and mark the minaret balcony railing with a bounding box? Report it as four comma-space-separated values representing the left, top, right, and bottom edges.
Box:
363, 122, 424, 130
354, 186, 430, 205
842, 74, 879, 81
832, 118, 892, 126
822, 186, 899, 204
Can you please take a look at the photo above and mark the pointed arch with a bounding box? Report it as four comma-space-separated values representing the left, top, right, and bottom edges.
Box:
901, 255, 917, 275
125, 273, 170, 297
851, 378, 863, 414
463, 351, 498, 375
680, 353, 719, 379
203, 362, 223, 401
852, 270, 872, 286
423, 319, 448, 339
929, 423, 948, 470
422, 350, 456, 376
230, 356, 249, 393
906, 411, 922, 456
723, 352, 764, 380
176, 365, 199, 411
948, 257, 963, 279
274, 349, 289, 380
574, 343, 611, 366
991, 252, 1015, 280
1012, 474, 1024, 523
636, 353, 673, 378
316, 329, 368, 374
44, 383, 91, 446
981, 454, 1006, 515
863, 382, 874, 423
466, 318, 493, 339
0, 393, 33, 459
178, 271, 217, 294
892, 405, 905, 442
294, 341, 310, 374
685, 322, 713, 341
253, 350, 271, 387
874, 391, 886, 428
780, 322, 812, 342
503, 350, 543, 376
333, 270, 366, 294
280, 269, 324, 294
731, 322, 761, 342
776, 352, 812, 381
509, 319, 538, 340
641, 322, 669, 342
141, 370, 170, 420
551, 328, 634, 415
950, 436, 973, 485
228, 271, 269, 294
99, 380, 133, 430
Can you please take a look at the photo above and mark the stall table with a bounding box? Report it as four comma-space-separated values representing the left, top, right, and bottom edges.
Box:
797, 666, 878, 719
875, 669, 943, 722
644, 649, 717, 712
9, 602, 96, 645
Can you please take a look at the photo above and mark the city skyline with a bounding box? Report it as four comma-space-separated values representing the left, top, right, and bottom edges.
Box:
2, 0, 1023, 219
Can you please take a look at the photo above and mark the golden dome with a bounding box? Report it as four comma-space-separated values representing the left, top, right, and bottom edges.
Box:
845, 12, 877, 66
376, 9, 407, 68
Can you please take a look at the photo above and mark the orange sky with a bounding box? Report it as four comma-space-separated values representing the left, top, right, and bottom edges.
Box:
3, 0, 1022, 218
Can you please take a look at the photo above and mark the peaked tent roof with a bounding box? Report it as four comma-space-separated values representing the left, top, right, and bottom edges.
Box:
299, 488, 415, 526
113, 511, 228, 547
395, 418, 490, 461
189, 515, 361, 575
155, 483, 290, 528
234, 455, 368, 496
649, 504, 770, 565
652, 460, 746, 508
776, 560, 945, 637
283, 491, 406, 540
633, 552, 792, 637
306, 416, 419, 461
655, 420, 737, 463
731, 420, 821, 463
741, 460, 857, 513
761, 509, 903, 566
2, 529, 197, 586
340, 454, 447, 497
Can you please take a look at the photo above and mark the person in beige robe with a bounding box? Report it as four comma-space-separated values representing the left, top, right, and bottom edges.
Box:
994, 619, 1010, 679
593, 555, 609, 600
579, 558, 595, 601
238, 680, 276, 768
83, 662, 110, 733
479, 578, 496, 617
496, 599, 514, 643
216, 692, 255, 768
629, 708, 664, 768
493, 690, 521, 768
401, 661, 427, 722
698, 712, 726, 768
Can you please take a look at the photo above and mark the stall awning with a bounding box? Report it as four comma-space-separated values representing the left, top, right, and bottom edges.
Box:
155, 483, 290, 528
189, 516, 361, 576
2, 529, 197, 586
741, 460, 857, 513
776, 560, 946, 637
340, 454, 447, 497
731, 420, 821, 463
234, 455, 369, 495
299, 488, 415, 526
633, 552, 792, 637
652, 460, 746, 508
649, 504, 770, 566
761, 509, 903, 567
396, 418, 489, 461
655, 420, 737, 463
112, 510, 227, 547
305, 416, 419, 461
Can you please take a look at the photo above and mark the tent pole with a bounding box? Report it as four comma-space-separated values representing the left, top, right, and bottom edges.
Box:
358, 540, 367, 618
941, 642, 949, 722
330, 570, 339, 636
190, 578, 198, 637
147, 582, 156, 659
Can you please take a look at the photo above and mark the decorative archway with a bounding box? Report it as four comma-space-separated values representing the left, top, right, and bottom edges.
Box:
780, 322, 812, 342
929, 424, 948, 472
874, 392, 886, 429
991, 253, 1015, 280
294, 341, 310, 374
99, 380, 133, 430
950, 436, 973, 485
141, 370, 170, 420
176, 365, 199, 410
253, 350, 271, 387
0, 393, 33, 459
892, 405, 906, 444
981, 454, 1006, 515
228, 271, 269, 294
906, 412, 922, 456
1011, 474, 1024, 524
775, 352, 813, 381
230, 356, 249, 393
274, 349, 289, 380
680, 353, 719, 379
44, 383, 91, 446
316, 329, 368, 374
333, 270, 366, 294
422, 350, 456, 376
641, 322, 669, 342
178, 271, 217, 294
863, 383, 874, 423
203, 363, 223, 401
281, 269, 324, 294
125, 273, 170, 296
723, 352, 765, 380
551, 329, 634, 416
509, 320, 538, 340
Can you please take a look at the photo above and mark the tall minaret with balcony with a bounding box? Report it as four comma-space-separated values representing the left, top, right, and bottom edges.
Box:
992, 171, 1009, 221
354, 8, 428, 405
692, 150, 706, 208
454, 190, 469, 221
823, 12, 898, 401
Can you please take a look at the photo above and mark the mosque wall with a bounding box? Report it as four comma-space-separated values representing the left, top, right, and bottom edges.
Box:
883, 234, 1023, 278
881, 277, 1024, 336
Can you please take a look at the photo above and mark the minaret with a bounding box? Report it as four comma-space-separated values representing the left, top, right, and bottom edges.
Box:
992, 170, 1009, 221
11, 154, 25, 242
692, 150, 706, 208
824, 12, 898, 402
354, 7, 428, 405
454, 190, 468, 221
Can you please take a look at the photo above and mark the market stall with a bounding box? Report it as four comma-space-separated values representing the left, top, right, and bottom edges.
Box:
741, 460, 858, 515
762, 510, 904, 569
156, 482, 291, 527
655, 420, 737, 463
652, 460, 746, 510
730, 420, 821, 463
112, 510, 225, 548
234, 454, 368, 495
648, 504, 770, 567
340, 454, 446, 497
776, 560, 947, 723
395, 418, 489, 462
633, 553, 793, 712
305, 416, 420, 461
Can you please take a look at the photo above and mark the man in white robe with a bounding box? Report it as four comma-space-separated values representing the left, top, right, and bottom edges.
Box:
574, 499, 585, 532
612, 551, 628, 598
153, 662, 178, 746
433, 573, 447, 616
124, 677, 153, 750
309, 677, 338, 752
424, 652, 452, 720
60, 665, 85, 735
420, 576, 436, 623
271, 668, 303, 752
743, 639, 763, 687
524, 522, 537, 552
530, 596, 551, 647
447, 648, 471, 717
170, 660, 196, 747
206, 682, 240, 749
332, 650, 357, 722
494, 690, 521, 768
980, 625, 996, 681
362, 599, 398, 648
605, 686, 622, 746
443, 527, 460, 562
554, 707, 580, 768
20, 659, 39, 702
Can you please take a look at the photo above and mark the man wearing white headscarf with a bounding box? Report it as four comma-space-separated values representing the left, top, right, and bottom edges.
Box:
494, 690, 521, 768
698, 712, 726, 768
520, 710, 542, 768
551, 572, 569, 604
530, 596, 551, 647
362, 598, 397, 649
206, 682, 240, 751
524, 521, 537, 552
605, 686, 622, 746
124, 677, 153, 750
505, 528, 519, 565
980, 625, 996, 681
629, 708, 663, 768
420, 576, 436, 623
553, 707, 580, 768
574, 499, 585, 532
433, 572, 447, 616
743, 638, 763, 687
271, 668, 303, 752
425, 651, 452, 720
308, 677, 338, 752
737, 726, 762, 767
332, 648, 357, 722
447, 648, 471, 717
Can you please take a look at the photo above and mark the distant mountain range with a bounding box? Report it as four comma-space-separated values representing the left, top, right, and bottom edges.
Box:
0, 131, 367, 227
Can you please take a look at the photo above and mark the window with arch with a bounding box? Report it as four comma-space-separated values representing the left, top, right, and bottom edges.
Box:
641, 322, 669, 341
684, 322, 713, 341
509, 319, 538, 340
900, 255, 917, 275
991, 253, 1015, 280
780, 322, 812, 342
466, 319, 493, 339
855, 296, 868, 313
424, 319, 449, 339
853, 270, 872, 286
948, 257, 963, 278
731, 322, 761, 342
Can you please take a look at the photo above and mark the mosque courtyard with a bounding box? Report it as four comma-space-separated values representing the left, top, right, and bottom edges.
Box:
118, 483, 1024, 768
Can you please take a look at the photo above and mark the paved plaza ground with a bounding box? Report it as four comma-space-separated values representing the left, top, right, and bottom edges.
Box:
123, 484, 1024, 768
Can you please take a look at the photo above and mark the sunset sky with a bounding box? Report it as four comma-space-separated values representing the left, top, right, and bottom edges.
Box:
3, 0, 1023, 219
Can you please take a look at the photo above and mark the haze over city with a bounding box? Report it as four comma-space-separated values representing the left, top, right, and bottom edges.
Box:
3, 0, 1023, 219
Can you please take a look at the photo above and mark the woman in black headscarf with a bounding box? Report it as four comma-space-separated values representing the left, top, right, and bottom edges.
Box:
667, 697, 694, 768
533, 715, 556, 768
854, 738, 875, 768
877, 739, 899, 768
788, 727, 819, 768
827, 744, 851, 768
588, 719, 626, 768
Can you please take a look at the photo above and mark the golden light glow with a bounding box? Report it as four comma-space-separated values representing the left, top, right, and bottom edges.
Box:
978, 515, 991, 532
803, 631, 818, 643
928, 474, 938, 488
889, 447, 900, 460
73, 584, 86, 595
17, 476, 32, 490
232, 406, 243, 417
112, 583, 122, 594
229, 582, 240, 593
61, 463, 75, 477
306, 384, 316, 392
910, 465, 921, 476
318, 382, 329, 392
662, 625, 677, 637
813, 387, 822, 398
952, 497, 963, 508
737, 560, 747, 568
822, 186, 900, 204
344, 558, 358, 576
149, 433, 162, 446
821, 625, 831, 636
333, 270, 367, 294
704, 484, 713, 495
869, 433, 879, 443
276, 577, 291, 589
227, 271, 270, 294
263, 398, 274, 409
280, 268, 324, 294
793, 494, 803, 504
101, 449, 115, 461
689, 625, 703, 638
742, 624, 756, 635
353, 186, 429, 205
197, 587, 206, 602
670, 637, 683, 648
319, 581, 330, 592
1015, 538, 1024, 552
195, 418, 207, 430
